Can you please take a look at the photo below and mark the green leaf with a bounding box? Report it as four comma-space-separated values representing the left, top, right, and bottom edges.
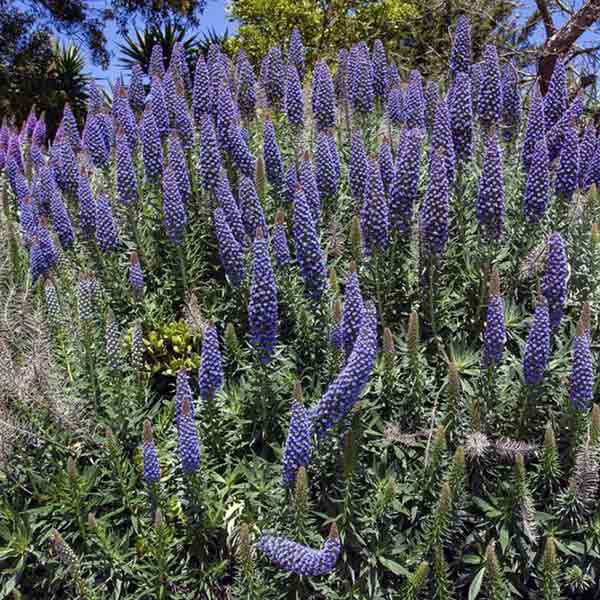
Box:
468, 568, 485, 600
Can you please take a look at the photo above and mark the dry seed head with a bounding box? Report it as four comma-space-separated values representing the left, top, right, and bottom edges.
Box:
329, 522, 339, 540
67, 456, 76, 479
383, 327, 395, 354
333, 299, 342, 322
581, 302, 591, 333
275, 208, 285, 226
143, 419, 154, 443
154, 508, 163, 529
489, 267, 501, 297
293, 381, 303, 403
255, 226, 264, 240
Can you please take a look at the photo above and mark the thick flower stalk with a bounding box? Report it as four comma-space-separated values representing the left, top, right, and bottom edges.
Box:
293, 186, 327, 301
258, 523, 341, 576
430, 100, 455, 184
129, 65, 146, 113
248, 227, 279, 362
116, 131, 138, 204
372, 39, 388, 99
143, 419, 161, 486
77, 170, 95, 240
288, 28, 305, 80
199, 320, 224, 401
523, 137, 550, 224
178, 398, 201, 475
264, 47, 286, 109
523, 300, 551, 386
312, 60, 336, 131
501, 62, 521, 138
199, 115, 221, 192
315, 132, 338, 201
570, 316, 593, 411
478, 44, 502, 128
285, 64, 304, 128
272, 209, 291, 267
193, 54, 212, 123
544, 59, 567, 131
476, 131, 505, 241
214, 207, 245, 288
541, 232, 568, 331
141, 107, 163, 182
360, 158, 389, 257
149, 76, 170, 139
129, 251, 145, 297
168, 131, 191, 203
390, 129, 423, 234
449, 71, 473, 164
341, 261, 364, 358
449, 15, 471, 77
312, 303, 377, 436
217, 174, 246, 246
50, 188, 75, 250
349, 132, 369, 205
282, 382, 312, 487
162, 167, 187, 244
263, 117, 283, 189
239, 175, 267, 240
420, 149, 449, 256
95, 193, 119, 252
387, 87, 404, 127
405, 77, 426, 129
521, 86, 545, 172
175, 369, 195, 425
483, 269, 505, 368
555, 124, 579, 201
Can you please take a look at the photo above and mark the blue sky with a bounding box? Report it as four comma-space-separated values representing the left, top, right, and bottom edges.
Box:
84, 0, 237, 84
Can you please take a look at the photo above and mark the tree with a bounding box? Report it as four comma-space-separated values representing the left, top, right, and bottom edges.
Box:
226, 0, 514, 76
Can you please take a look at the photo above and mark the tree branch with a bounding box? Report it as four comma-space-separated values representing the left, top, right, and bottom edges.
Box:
535, 0, 556, 38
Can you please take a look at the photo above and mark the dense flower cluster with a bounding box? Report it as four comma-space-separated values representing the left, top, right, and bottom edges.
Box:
523, 300, 551, 386
199, 321, 224, 401
282, 384, 312, 487
570, 318, 593, 411
541, 233, 568, 331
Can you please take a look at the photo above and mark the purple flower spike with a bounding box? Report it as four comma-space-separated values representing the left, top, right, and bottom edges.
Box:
293, 185, 327, 301
77, 170, 95, 240
170, 42, 191, 90
162, 167, 187, 244
178, 398, 201, 475
236, 50, 257, 120
149, 44, 165, 78
141, 108, 163, 182
285, 64, 304, 128
424, 80, 440, 130
32, 116, 47, 147
214, 207, 245, 288
248, 227, 279, 362
258, 526, 341, 577
312, 60, 336, 131
83, 114, 109, 168
522, 86, 545, 172
523, 300, 551, 386
390, 129, 423, 234
129, 251, 145, 297
478, 44, 503, 128
142, 420, 161, 486
61, 104, 81, 154
501, 62, 521, 139
570, 318, 593, 411
420, 149, 449, 256
288, 28, 306, 80
360, 158, 389, 257
349, 132, 369, 205
372, 39, 388, 99
555, 125, 579, 201
450, 71, 473, 164
583, 139, 600, 191
342, 263, 364, 359
113, 85, 138, 151
199, 115, 221, 191
229, 125, 255, 178
150, 76, 170, 138
335, 49, 349, 100
312, 303, 378, 436
476, 131, 505, 241
544, 59, 567, 131
198, 321, 224, 401
193, 54, 212, 123
430, 100, 455, 184
50, 188, 74, 249
378, 138, 394, 195
471, 63, 482, 115
116, 131, 138, 204
405, 77, 426, 130
541, 232, 568, 331
263, 117, 283, 189
449, 15, 472, 77
175, 369, 195, 426
351, 53, 374, 114
95, 193, 119, 253
315, 132, 338, 201
168, 131, 191, 202
30, 222, 58, 283
239, 175, 267, 240
579, 123, 596, 189
523, 137, 550, 225
217, 173, 245, 247
388, 87, 404, 127
264, 47, 286, 109
273, 209, 291, 267
57, 142, 79, 195
129, 64, 146, 113
282, 383, 311, 487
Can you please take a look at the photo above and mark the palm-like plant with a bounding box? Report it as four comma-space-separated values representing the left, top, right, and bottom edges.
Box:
117, 22, 198, 74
